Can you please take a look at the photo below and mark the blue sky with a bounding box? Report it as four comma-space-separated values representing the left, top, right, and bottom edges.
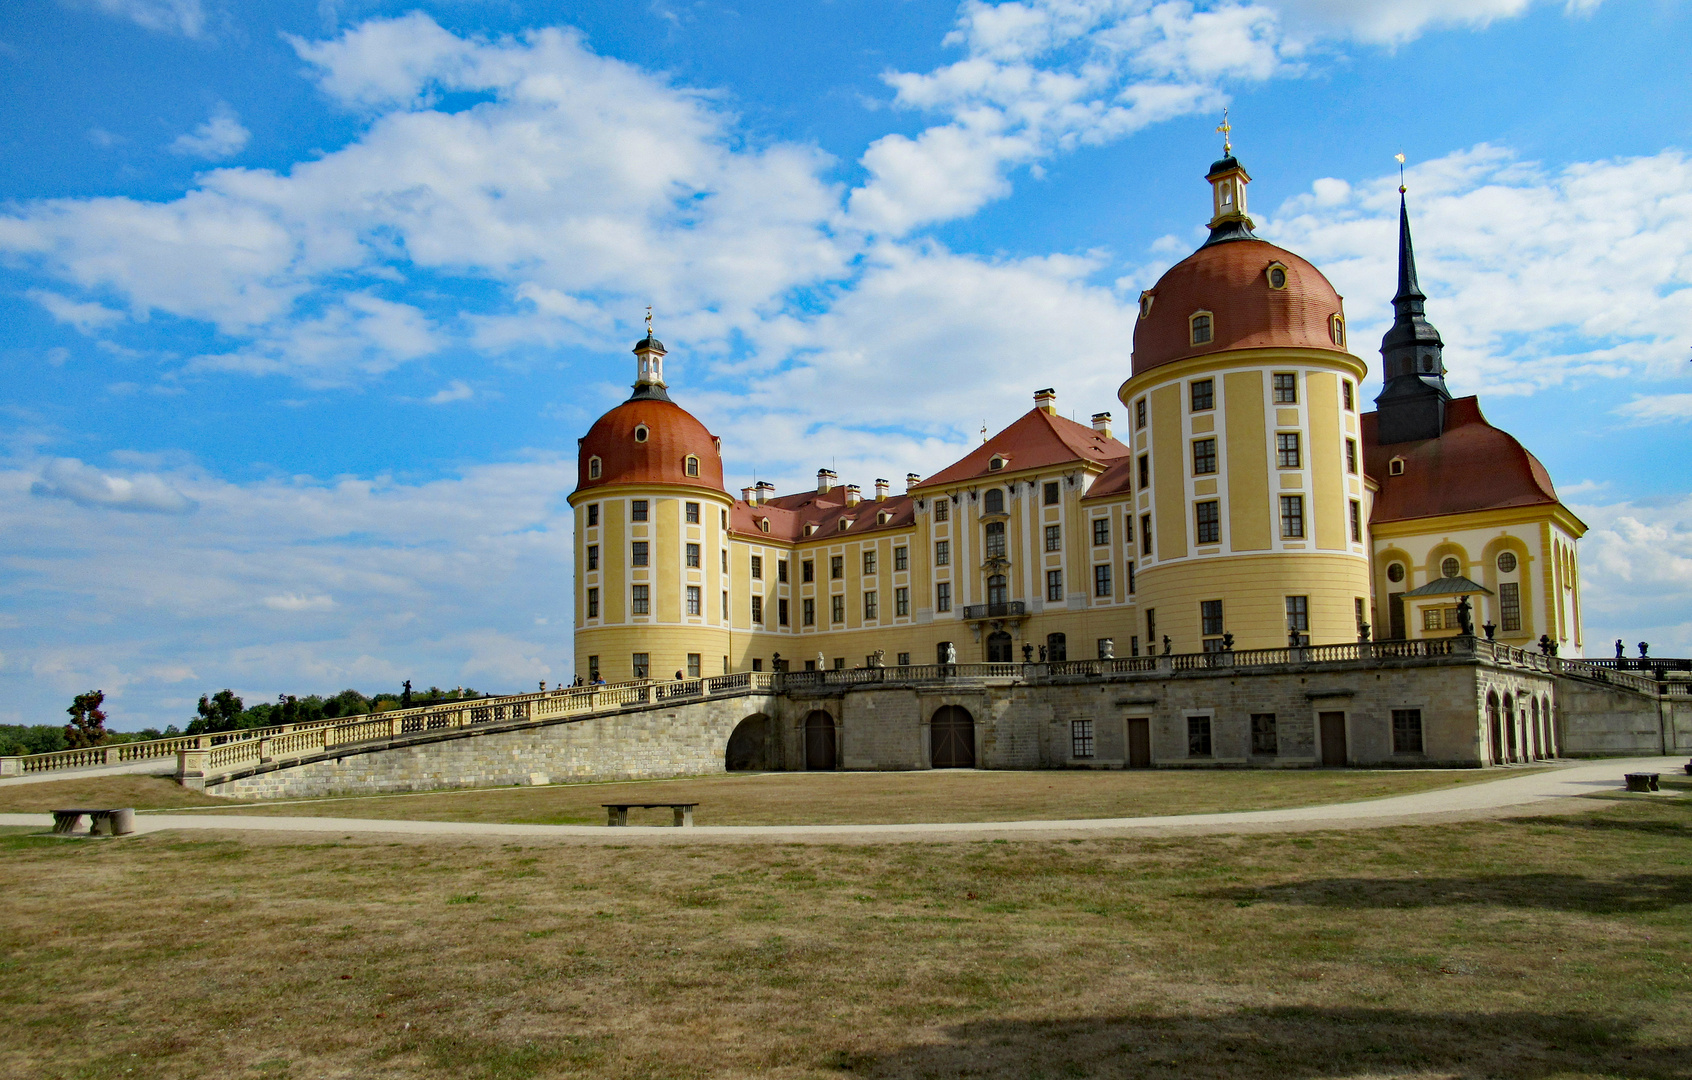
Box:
2, 0, 1690, 730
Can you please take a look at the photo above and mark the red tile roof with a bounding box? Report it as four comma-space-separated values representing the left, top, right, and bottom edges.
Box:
730, 488, 916, 543
917, 408, 1129, 489
1362, 396, 1561, 524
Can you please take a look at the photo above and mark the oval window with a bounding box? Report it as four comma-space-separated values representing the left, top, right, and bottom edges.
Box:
1386, 563, 1405, 583
633, 425, 649, 443
1268, 266, 1286, 289
1497, 551, 1517, 573
1441, 557, 1460, 579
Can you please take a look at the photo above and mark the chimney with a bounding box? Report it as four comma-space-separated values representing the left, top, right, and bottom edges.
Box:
817, 469, 837, 494
905, 472, 921, 492
741, 485, 756, 503
755, 481, 775, 505
1091, 411, 1113, 438
874, 478, 889, 501
845, 484, 862, 507
1034, 387, 1057, 414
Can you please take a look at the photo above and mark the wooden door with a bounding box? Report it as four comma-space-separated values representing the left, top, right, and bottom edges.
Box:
804, 712, 836, 771
1319, 711, 1348, 767
1127, 718, 1151, 768
1388, 593, 1406, 640
930, 706, 976, 768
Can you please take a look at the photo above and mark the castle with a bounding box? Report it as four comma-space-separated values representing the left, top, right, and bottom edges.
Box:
569, 147, 1587, 690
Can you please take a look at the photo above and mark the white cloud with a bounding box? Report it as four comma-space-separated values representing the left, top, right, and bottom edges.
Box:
169, 103, 251, 160
78, 0, 206, 38
1614, 394, 1692, 426
263, 593, 335, 612
1276, 0, 1600, 46
428, 379, 473, 404
1570, 491, 1692, 657
27, 289, 126, 332
29, 458, 196, 514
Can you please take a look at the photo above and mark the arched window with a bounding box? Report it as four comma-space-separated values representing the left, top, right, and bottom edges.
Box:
588, 456, 602, 480
759, 518, 771, 533
1189, 312, 1213, 345
684, 455, 699, 477
1330, 314, 1346, 346
633, 425, 649, 443
1138, 291, 1154, 319
984, 488, 1005, 515
988, 455, 1006, 471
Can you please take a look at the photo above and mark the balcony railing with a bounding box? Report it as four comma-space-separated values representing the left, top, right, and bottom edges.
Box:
961, 601, 1026, 620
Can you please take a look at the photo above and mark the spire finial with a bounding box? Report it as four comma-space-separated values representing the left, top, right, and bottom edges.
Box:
1395, 152, 1406, 195
645, 305, 653, 336
1217, 108, 1232, 155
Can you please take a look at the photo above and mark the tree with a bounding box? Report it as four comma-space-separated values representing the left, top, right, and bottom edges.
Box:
64, 691, 108, 749
188, 689, 244, 735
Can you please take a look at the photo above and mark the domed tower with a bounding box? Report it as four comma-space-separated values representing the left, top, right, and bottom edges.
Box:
568, 324, 734, 683
1117, 140, 1373, 651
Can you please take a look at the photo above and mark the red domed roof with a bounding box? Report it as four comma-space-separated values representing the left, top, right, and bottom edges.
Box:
1132, 238, 1351, 375
574, 396, 724, 497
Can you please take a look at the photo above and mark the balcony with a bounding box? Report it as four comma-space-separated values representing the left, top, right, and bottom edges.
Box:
962, 601, 1026, 620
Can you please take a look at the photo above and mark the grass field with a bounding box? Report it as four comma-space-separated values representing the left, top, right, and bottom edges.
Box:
1, 767, 1546, 826
0, 788, 1687, 1079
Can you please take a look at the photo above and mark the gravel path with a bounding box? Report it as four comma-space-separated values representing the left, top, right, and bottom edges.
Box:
2, 757, 1681, 844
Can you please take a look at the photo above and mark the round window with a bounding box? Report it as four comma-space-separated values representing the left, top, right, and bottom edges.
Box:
1441, 557, 1460, 578
1268, 266, 1287, 289
1386, 563, 1405, 583
1497, 551, 1517, 573
633, 425, 649, 443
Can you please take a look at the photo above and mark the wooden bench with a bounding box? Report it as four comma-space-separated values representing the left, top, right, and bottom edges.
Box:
602, 803, 697, 827
52, 808, 136, 836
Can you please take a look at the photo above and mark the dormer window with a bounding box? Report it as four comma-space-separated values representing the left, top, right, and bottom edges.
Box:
1389, 457, 1405, 476
1267, 262, 1287, 290
684, 455, 700, 477
988, 455, 1007, 471
633, 425, 649, 443
588, 456, 601, 480
1189, 311, 1213, 346
804, 523, 818, 536
1138, 291, 1154, 320
838, 519, 852, 532
877, 511, 891, 525
1330, 314, 1346, 346
759, 518, 770, 533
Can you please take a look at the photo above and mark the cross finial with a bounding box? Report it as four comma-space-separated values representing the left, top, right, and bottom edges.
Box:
1395, 152, 1407, 195
1217, 108, 1232, 154
644, 305, 653, 335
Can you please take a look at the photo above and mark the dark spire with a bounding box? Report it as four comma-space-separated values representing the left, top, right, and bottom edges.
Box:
1374, 193, 1450, 445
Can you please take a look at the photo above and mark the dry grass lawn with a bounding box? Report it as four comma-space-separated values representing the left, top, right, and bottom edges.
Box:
0, 789, 1687, 1079
0, 767, 1546, 826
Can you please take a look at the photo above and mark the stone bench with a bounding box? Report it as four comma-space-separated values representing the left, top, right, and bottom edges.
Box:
1623, 773, 1660, 793
603, 803, 698, 827
52, 808, 136, 836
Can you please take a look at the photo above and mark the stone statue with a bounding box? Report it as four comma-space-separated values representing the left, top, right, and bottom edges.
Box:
1038, 645, 1047, 662
1099, 638, 1115, 660
1538, 634, 1553, 655
1615, 638, 1626, 660
1223, 632, 1235, 651
402, 679, 412, 708
1456, 595, 1474, 635
1162, 635, 1172, 656
871, 649, 886, 668
944, 642, 957, 665
816, 652, 825, 670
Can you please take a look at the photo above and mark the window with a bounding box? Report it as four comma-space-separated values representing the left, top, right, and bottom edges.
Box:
1240, 713, 1274, 755
1045, 524, 1061, 552
1276, 432, 1301, 469
721, 549, 728, 573
1356, 597, 1367, 632
897, 651, 910, 667
1192, 438, 1217, 475
687, 654, 701, 678
935, 540, 950, 566
631, 500, 648, 522
586, 588, 599, 618
685, 501, 700, 523
632, 541, 649, 567
1343, 381, 1355, 411
1046, 569, 1064, 603
1286, 595, 1309, 645
1331, 314, 1346, 346
1138, 291, 1154, 319
831, 555, 844, 579
686, 586, 701, 616
1147, 609, 1157, 648
801, 560, 814, 583
1441, 556, 1461, 579
988, 456, 1006, 471
1500, 582, 1522, 632
1044, 481, 1060, 506
988, 574, 1007, 605
1047, 633, 1066, 661
863, 550, 877, 574
1423, 607, 1453, 632
684, 456, 699, 477
1346, 438, 1358, 474
1135, 399, 1147, 429
864, 591, 878, 620
1092, 519, 1109, 546
895, 587, 910, 617
832, 657, 846, 671
633, 425, 649, 443
632, 653, 649, 679
934, 499, 949, 522
1195, 500, 1221, 545
1273, 373, 1297, 403
1188, 716, 1212, 757
778, 598, 789, 626
1387, 562, 1406, 583
1137, 455, 1150, 490
1199, 599, 1224, 637
762, 519, 772, 533
750, 555, 762, 579
686, 543, 700, 568
1392, 709, 1423, 754
984, 488, 1005, 515
721, 509, 728, 529
587, 545, 599, 571
632, 585, 650, 615
803, 598, 815, 626
587, 456, 602, 480
778, 560, 788, 583
1349, 500, 1363, 543
1094, 564, 1112, 597
751, 659, 762, 672
586, 504, 599, 527
831, 595, 845, 623
1280, 496, 1305, 539
895, 546, 908, 571
985, 521, 1006, 558
1141, 514, 1153, 556
936, 582, 952, 612
1497, 551, 1518, 573
1127, 562, 1136, 595
1190, 379, 1214, 411
1268, 264, 1287, 289
1071, 719, 1095, 759
588, 655, 600, 681
1389, 457, 1405, 476
751, 595, 763, 623
723, 590, 729, 618
1190, 313, 1213, 346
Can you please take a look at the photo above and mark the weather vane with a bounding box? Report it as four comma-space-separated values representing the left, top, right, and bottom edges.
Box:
1395, 152, 1407, 194
645, 305, 653, 335
1217, 108, 1232, 154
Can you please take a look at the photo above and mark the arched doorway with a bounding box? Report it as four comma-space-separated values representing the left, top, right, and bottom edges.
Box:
986, 631, 1013, 662
803, 710, 837, 771
1503, 695, 1518, 762
1487, 692, 1503, 765
1046, 633, 1067, 661
931, 705, 976, 768
725, 715, 770, 771
1529, 699, 1542, 759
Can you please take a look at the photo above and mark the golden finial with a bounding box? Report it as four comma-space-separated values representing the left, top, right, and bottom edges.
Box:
1395, 152, 1407, 194
644, 305, 653, 336
1217, 108, 1232, 155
